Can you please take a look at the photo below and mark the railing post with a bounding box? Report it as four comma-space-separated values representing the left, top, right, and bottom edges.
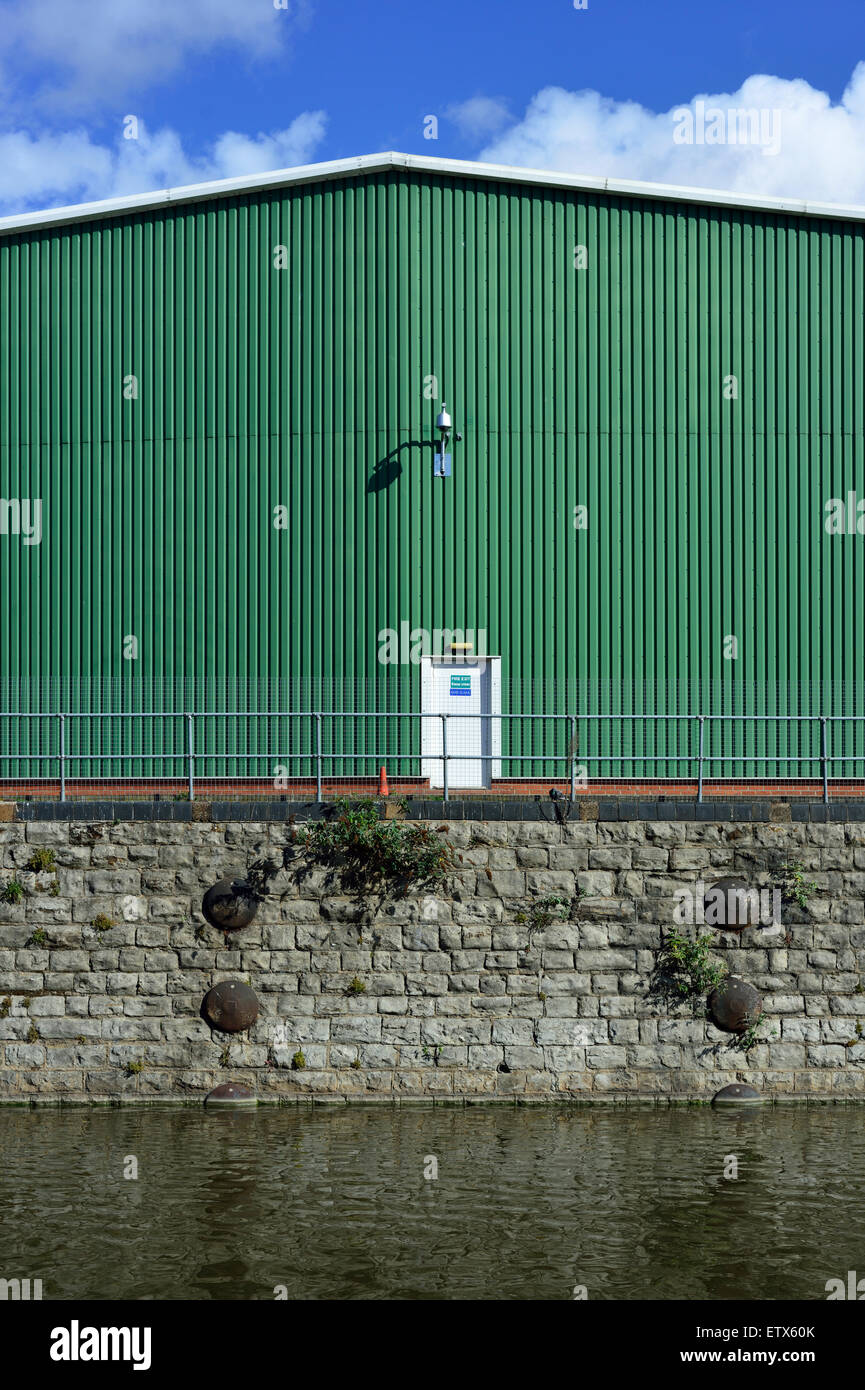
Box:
315, 713, 323, 803
697, 715, 705, 804
187, 713, 195, 801
441, 713, 449, 803
570, 715, 576, 800
821, 715, 829, 805
58, 713, 66, 802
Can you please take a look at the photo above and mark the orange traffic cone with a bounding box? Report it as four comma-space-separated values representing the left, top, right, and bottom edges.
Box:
378, 766, 389, 797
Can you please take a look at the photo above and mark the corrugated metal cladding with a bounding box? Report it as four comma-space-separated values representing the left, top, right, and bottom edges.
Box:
1, 165, 865, 780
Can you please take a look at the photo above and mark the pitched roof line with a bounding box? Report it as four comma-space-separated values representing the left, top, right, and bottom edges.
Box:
2, 150, 864, 237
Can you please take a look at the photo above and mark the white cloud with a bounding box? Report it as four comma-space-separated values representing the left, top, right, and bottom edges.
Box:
478, 64, 865, 205
446, 97, 511, 139
0, 112, 327, 214
0, 0, 309, 112
0, 130, 110, 206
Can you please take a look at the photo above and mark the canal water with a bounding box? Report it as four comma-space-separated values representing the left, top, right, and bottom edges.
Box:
0, 1105, 861, 1300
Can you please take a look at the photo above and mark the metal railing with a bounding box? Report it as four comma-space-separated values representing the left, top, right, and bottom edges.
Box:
1, 709, 864, 802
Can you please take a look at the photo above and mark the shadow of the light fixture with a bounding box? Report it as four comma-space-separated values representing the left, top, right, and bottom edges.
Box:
367, 440, 436, 494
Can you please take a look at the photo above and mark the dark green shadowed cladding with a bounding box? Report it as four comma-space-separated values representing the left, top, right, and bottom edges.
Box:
1, 164, 864, 784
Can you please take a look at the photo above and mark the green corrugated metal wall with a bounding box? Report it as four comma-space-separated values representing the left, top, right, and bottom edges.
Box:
1, 167, 865, 783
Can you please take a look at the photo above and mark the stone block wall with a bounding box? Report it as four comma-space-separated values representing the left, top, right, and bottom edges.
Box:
1, 810, 864, 1102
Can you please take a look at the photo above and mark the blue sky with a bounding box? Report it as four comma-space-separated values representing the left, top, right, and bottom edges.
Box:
1, 0, 865, 214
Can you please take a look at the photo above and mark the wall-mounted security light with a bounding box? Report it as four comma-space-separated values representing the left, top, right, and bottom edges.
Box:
434, 401, 462, 479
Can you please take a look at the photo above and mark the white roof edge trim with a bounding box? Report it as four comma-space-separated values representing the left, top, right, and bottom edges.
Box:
2, 149, 865, 236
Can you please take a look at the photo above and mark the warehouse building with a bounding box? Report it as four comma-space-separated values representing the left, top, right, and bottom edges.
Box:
1, 151, 864, 795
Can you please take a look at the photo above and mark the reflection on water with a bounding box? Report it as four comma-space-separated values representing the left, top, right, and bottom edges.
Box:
0, 1105, 862, 1300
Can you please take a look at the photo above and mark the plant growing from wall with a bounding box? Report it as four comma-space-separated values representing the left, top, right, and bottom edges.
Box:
1, 879, 25, 905
516, 896, 570, 933
291, 1050, 306, 1070
738, 1014, 778, 1054
26, 927, 48, 947
516, 893, 575, 955
346, 976, 366, 996
0, 997, 10, 1018
779, 861, 817, 912
293, 799, 457, 895
125, 1060, 143, 1076
656, 928, 728, 1001
26, 848, 56, 873
26, 1024, 39, 1043
91, 915, 114, 933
